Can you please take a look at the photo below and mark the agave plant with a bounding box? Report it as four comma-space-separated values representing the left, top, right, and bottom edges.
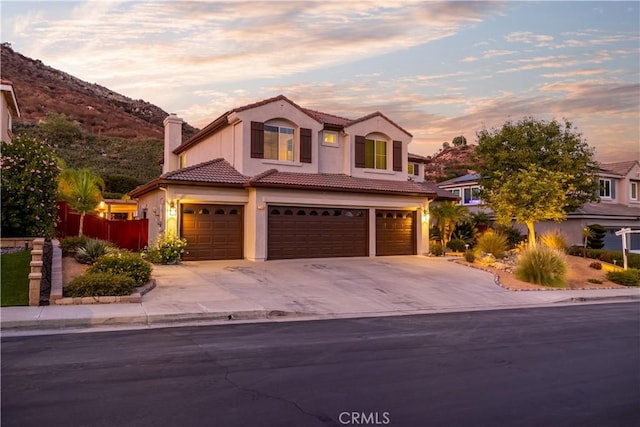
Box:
75, 238, 116, 265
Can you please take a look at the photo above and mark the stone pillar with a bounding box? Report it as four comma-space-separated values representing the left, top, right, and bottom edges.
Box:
28, 238, 45, 306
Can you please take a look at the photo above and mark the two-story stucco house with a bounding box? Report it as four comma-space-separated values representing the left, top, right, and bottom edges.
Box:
436, 160, 640, 250
1, 79, 20, 143
131, 95, 446, 261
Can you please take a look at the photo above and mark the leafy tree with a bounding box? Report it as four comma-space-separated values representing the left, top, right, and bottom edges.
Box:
452, 135, 467, 147
442, 141, 450, 150
475, 118, 598, 246
430, 202, 469, 249
1, 136, 61, 238
58, 168, 104, 236
39, 113, 82, 145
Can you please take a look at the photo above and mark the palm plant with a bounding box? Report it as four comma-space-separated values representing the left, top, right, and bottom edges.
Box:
430, 202, 470, 249
58, 168, 105, 236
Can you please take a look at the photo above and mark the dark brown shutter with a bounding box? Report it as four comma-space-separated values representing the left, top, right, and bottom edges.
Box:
355, 135, 366, 168
251, 121, 264, 158
393, 140, 402, 171
300, 128, 312, 163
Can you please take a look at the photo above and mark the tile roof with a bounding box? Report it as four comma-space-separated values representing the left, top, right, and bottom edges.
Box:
599, 160, 639, 177
301, 108, 352, 127
162, 159, 249, 184
250, 171, 435, 196
420, 182, 459, 200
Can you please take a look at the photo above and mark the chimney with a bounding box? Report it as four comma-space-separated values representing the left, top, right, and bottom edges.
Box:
163, 113, 183, 174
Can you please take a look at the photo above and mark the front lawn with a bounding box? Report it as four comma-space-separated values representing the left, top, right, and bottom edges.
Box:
1, 250, 31, 306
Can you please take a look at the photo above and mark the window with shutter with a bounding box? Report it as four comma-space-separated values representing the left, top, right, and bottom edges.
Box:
251, 121, 264, 158
393, 140, 402, 171
355, 135, 366, 168
300, 128, 312, 163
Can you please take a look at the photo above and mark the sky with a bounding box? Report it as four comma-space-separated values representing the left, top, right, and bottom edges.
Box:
2, 1, 639, 162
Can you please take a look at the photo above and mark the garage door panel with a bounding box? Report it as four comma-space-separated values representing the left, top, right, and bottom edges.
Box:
181, 204, 243, 261
376, 210, 416, 256
268, 206, 368, 260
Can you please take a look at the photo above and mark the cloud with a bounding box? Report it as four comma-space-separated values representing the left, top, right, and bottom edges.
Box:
504, 31, 554, 45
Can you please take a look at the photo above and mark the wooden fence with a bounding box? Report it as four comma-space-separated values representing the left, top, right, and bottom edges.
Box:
56, 201, 148, 251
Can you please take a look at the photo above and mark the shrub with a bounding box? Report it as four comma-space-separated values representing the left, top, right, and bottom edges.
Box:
540, 230, 568, 251
606, 269, 640, 286
464, 250, 475, 263
587, 278, 603, 284
451, 222, 476, 246
493, 225, 525, 249
64, 272, 136, 297
567, 247, 640, 269
88, 252, 152, 287
75, 238, 115, 265
447, 239, 467, 253
586, 224, 606, 249
430, 242, 444, 256
60, 236, 90, 255
476, 231, 508, 259
515, 245, 567, 287
145, 232, 187, 264
589, 261, 602, 270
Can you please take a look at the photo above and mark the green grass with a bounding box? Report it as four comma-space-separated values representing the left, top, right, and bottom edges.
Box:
1, 250, 31, 306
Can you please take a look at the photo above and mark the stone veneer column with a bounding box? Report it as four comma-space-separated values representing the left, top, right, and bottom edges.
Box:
28, 238, 45, 306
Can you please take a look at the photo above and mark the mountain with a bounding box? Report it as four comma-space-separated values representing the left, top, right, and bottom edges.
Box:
424, 144, 477, 182
0, 43, 198, 140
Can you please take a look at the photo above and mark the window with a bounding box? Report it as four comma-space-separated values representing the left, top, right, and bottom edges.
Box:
463, 186, 481, 205
631, 181, 638, 201
323, 131, 338, 146
179, 154, 187, 169
364, 139, 387, 169
408, 162, 420, 176
264, 125, 294, 161
599, 178, 612, 199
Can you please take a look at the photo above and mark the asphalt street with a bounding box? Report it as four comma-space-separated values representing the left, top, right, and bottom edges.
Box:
2, 303, 639, 427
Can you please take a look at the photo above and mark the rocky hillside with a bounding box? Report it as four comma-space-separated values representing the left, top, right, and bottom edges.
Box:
424, 144, 478, 182
0, 43, 198, 140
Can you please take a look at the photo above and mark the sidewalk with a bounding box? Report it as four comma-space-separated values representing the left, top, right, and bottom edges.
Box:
2, 257, 639, 335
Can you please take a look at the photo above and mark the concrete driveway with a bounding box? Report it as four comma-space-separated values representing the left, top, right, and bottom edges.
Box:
144, 256, 638, 318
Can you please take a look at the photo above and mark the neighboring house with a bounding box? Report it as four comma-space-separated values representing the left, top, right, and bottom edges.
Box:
131, 95, 449, 261
0, 79, 20, 143
97, 199, 139, 220
435, 160, 640, 249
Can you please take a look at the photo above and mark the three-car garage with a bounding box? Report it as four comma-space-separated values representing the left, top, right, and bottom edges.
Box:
181, 203, 417, 261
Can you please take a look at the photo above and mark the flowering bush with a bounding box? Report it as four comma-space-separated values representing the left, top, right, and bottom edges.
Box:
145, 232, 187, 264
1, 136, 61, 238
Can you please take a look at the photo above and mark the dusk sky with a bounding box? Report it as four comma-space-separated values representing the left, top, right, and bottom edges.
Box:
2, 1, 639, 162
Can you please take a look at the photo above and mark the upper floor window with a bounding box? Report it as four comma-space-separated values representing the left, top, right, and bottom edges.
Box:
408, 162, 420, 176
251, 121, 312, 163
264, 124, 294, 161
631, 181, 638, 201
365, 139, 387, 170
179, 154, 187, 169
599, 178, 612, 199
451, 188, 461, 203
323, 131, 338, 147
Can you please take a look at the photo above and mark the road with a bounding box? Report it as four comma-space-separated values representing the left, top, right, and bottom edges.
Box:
2, 303, 639, 427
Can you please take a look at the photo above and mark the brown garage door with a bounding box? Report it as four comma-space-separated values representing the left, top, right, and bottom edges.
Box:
268, 206, 368, 260
181, 204, 243, 260
376, 210, 416, 256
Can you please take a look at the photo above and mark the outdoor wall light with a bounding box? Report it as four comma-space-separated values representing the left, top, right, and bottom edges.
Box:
169, 201, 177, 217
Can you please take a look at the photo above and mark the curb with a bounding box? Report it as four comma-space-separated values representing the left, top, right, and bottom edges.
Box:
0, 309, 272, 332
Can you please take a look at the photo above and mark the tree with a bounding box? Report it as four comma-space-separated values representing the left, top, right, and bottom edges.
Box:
485, 164, 568, 247
1, 136, 61, 238
430, 202, 469, 249
452, 135, 467, 147
58, 168, 104, 236
475, 118, 598, 246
